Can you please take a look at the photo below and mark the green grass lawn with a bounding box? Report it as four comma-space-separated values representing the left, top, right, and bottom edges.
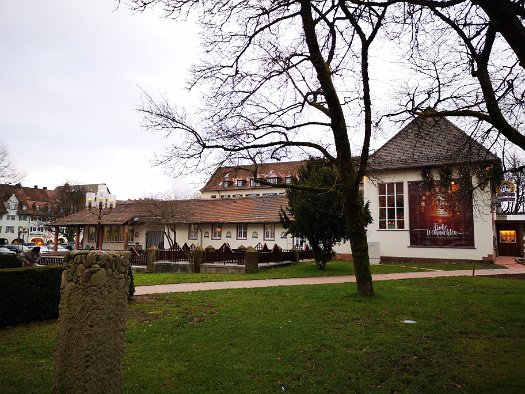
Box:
1, 276, 524, 393
133, 260, 504, 286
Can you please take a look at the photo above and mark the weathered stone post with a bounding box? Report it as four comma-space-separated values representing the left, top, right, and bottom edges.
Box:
146, 245, 158, 273
52, 250, 131, 394
192, 246, 204, 273
245, 246, 259, 273
291, 247, 300, 263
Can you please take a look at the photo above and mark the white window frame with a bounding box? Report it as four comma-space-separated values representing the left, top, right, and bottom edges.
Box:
264, 223, 275, 240
212, 224, 222, 240
378, 182, 405, 230
188, 224, 199, 240
237, 223, 247, 240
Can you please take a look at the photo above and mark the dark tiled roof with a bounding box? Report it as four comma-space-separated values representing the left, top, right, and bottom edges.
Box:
0, 184, 57, 215
49, 196, 289, 226
200, 160, 307, 193
368, 116, 500, 171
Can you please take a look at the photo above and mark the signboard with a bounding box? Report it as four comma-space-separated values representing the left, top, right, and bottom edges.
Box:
496, 180, 516, 203
408, 181, 474, 247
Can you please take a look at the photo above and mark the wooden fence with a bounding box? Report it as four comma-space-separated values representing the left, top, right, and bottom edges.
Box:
39, 255, 65, 266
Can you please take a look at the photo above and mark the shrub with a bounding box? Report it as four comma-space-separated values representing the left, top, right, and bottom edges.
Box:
0, 266, 63, 327
0, 254, 22, 269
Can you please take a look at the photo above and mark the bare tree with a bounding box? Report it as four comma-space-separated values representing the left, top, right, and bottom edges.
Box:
143, 194, 188, 249
52, 183, 89, 241
500, 151, 525, 214
355, 0, 525, 152
0, 142, 24, 185
124, 0, 391, 295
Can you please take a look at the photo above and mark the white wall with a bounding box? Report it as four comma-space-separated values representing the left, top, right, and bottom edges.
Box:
167, 222, 295, 250
363, 168, 494, 262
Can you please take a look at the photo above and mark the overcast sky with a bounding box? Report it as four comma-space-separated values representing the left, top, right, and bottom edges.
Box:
0, 0, 201, 200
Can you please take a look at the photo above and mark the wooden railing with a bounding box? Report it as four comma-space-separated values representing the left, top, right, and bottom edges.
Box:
159, 249, 189, 262
204, 250, 246, 265
130, 254, 147, 266
39, 255, 65, 266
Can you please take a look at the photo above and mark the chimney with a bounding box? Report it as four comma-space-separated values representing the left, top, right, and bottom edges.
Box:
43, 187, 47, 190
34, 185, 38, 189
16, 183, 22, 189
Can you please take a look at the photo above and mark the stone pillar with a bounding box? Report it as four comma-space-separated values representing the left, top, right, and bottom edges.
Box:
192, 246, 204, 273
245, 246, 259, 273
146, 246, 158, 273
291, 247, 299, 263
52, 250, 131, 394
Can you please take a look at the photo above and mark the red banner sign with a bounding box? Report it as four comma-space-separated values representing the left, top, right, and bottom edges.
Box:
408, 181, 474, 247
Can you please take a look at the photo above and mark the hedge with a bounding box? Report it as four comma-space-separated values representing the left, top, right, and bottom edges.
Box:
0, 254, 22, 269
0, 266, 64, 327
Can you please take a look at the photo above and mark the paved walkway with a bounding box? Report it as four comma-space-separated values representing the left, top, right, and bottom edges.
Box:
135, 263, 525, 295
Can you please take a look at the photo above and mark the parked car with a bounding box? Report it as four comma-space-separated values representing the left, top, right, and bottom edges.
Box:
3, 244, 30, 253
60, 242, 76, 250
0, 247, 16, 254
40, 245, 68, 254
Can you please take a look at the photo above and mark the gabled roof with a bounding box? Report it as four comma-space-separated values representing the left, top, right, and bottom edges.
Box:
0, 183, 57, 215
49, 195, 289, 227
200, 161, 307, 193
368, 116, 500, 171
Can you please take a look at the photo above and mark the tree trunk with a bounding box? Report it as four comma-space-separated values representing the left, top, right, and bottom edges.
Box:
345, 187, 374, 296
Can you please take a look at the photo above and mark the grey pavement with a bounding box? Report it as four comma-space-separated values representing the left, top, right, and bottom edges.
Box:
134, 266, 525, 295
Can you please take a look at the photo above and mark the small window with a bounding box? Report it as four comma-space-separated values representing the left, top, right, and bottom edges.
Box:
267, 177, 278, 184
211, 195, 217, 199
104, 227, 111, 242
252, 231, 258, 239
188, 224, 199, 240
111, 226, 119, 243
204, 231, 210, 238
264, 224, 275, 240
250, 179, 261, 187
6, 226, 15, 233
378, 182, 405, 230
236, 180, 244, 187
223, 181, 230, 188
7, 215, 16, 221
285, 176, 292, 184
226, 231, 232, 238
88, 226, 97, 242
237, 223, 247, 240
22, 204, 27, 210
212, 224, 222, 239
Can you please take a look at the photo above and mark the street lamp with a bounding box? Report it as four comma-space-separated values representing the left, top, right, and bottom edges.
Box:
86, 185, 116, 250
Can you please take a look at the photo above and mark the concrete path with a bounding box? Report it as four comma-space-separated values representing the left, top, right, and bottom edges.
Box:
134, 265, 525, 295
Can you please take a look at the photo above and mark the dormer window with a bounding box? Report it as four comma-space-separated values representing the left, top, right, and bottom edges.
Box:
223, 180, 231, 188
285, 176, 292, 184
7, 202, 17, 210
236, 180, 244, 187
250, 179, 261, 187
22, 204, 27, 210
267, 177, 278, 184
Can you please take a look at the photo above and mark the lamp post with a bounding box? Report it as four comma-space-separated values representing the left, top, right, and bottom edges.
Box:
86, 185, 116, 250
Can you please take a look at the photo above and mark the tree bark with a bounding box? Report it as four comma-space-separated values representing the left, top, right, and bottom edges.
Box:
299, 0, 374, 295
473, 0, 525, 69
